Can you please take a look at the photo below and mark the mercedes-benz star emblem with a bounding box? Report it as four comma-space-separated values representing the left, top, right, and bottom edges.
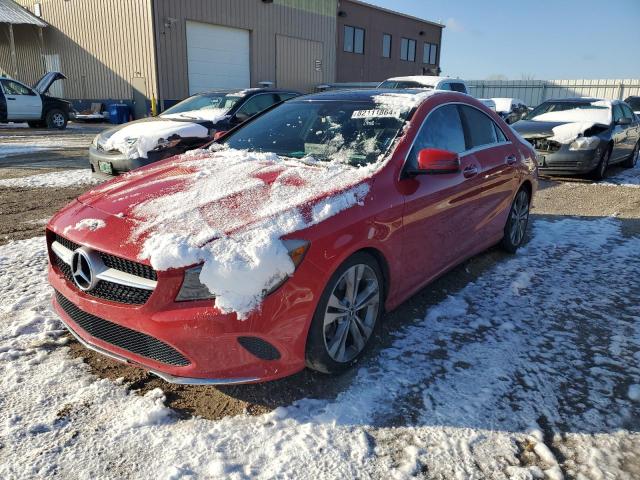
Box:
71, 249, 97, 291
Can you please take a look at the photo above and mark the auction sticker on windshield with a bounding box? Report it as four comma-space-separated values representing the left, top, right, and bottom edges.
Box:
351, 109, 401, 119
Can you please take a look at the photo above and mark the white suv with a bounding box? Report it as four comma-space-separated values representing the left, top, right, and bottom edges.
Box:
378, 76, 469, 94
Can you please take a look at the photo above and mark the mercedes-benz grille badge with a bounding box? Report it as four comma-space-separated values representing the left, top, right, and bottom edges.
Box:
71, 248, 98, 291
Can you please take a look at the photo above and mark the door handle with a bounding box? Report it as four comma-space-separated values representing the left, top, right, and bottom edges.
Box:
505, 154, 517, 165
463, 165, 478, 178
7, 97, 15, 101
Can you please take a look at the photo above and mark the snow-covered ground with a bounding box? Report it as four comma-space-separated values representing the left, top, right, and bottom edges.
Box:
1, 216, 638, 479
602, 161, 640, 188
0, 170, 100, 188
0, 136, 91, 159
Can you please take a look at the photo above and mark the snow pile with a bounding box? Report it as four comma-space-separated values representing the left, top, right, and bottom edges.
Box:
161, 107, 229, 123
1, 217, 639, 478
0, 170, 101, 188
63, 218, 106, 235
373, 90, 436, 112
531, 105, 611, 125
492, 97, 516, 113
601, 156, 640, 187
131, 147, 374, 317
549, 122, 600, 144
101, 120, 209, 159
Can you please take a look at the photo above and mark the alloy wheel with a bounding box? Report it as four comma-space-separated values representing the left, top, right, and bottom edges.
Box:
53, 113, 65, 128
323, 264, 380, 363
509, 190, 529, 246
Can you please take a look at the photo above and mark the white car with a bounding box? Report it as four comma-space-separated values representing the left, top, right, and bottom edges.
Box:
0, 72, 71, 129
378, 76, 469, 94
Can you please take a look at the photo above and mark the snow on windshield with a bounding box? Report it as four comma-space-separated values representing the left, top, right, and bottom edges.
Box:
101, 120, 209, 160
131, 146, 380, 318
161, 107, 229, 123
530, 103, 612, 125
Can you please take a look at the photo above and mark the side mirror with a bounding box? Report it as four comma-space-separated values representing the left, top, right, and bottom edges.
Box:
233, 112, 250, 123
409, 148, 460, 175
616, 117, 631, 126
213, 130, 228, 141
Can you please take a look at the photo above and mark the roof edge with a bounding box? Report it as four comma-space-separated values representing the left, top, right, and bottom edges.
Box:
341, 0, 445, 29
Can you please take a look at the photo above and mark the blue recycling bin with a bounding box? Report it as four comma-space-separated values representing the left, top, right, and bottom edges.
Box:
108, 103, 130, 124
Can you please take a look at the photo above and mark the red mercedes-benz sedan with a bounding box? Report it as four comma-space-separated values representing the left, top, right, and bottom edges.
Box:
47, 90, 537, 384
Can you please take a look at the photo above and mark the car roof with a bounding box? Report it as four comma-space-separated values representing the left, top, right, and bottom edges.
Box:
383, 76, 464, 87
545, 97, 608, 103
291, 88, 447, 103
195, 88, 299, 96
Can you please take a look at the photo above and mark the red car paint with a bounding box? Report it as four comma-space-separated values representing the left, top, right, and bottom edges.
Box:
47, 92, 537, 383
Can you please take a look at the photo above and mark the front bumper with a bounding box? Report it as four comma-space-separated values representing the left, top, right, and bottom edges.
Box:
536, 148, 601, 176
89, 146, 162, 177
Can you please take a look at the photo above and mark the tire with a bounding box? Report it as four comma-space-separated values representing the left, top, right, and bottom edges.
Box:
305, 252, 384, 374
500, 187, 530, 253
45, 109, 68, 129
27, 121, 44, 128
591, 147, 611, 180
622, 141, 639, 169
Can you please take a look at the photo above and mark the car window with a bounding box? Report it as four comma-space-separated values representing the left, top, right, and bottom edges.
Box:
494, 123, 507, 142
450, 83, 467, 93
1, 79, 33, 96
438, 83, 451, 91
459, 105, 499, 148
236, 94, 280, 118
620, 103, 635, 120
407, 104, 465, 168
613, 104, 625, 123
625, 97, 640, 111
278, 93, 298, 102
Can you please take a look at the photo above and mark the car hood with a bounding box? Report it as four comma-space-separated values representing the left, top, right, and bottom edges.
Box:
33, 71, 66, 95
76, 148, 373, 250
511, 119, 566, 138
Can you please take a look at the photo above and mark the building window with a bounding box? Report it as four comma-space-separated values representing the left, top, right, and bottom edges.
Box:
400, 38, 416, 61
344, 25, 365, 54
423, 42, 438, 65
382, 34, 391, 58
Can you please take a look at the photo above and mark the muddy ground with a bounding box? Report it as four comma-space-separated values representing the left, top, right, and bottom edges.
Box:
2, 124, 640, 420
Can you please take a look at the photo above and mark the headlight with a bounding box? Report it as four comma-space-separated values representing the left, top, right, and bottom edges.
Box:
176, 265, 214, 301
91, 134, 100, 148
264, 239, 310, 296
569, 136, 600, 151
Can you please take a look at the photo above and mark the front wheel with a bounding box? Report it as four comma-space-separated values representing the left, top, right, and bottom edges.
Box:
500, 188, 530, 253
591, 147, 611, 180
306, 253, 383, 374
45, 109, 68, 129
622, 141, 639, 169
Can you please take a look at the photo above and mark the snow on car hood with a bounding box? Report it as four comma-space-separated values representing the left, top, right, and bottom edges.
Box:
99, 118, 209, 160
80, 146, 379, 317
160, 107, 229, 123
526, 104, 612, 144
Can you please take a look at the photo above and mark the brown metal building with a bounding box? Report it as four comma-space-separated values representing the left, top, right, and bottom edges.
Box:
336, 0, 443, 83
1, 0, 442, 117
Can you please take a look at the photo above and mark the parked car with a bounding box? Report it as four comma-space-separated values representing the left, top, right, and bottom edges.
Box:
89, 88, 300, 176
0, 72, 71, 129
624, 96, 640, 116
492, 98, 529, 124
479, 99, 497, 111
512, 98, 640, 179
378, 76, 469, 94
47, 89, 537, 384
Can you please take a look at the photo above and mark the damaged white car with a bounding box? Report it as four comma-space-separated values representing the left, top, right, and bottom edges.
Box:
512, 98, 640, 179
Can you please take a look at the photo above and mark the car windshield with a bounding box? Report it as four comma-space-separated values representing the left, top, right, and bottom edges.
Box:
224, 100, 410, 167
162, 93, 241, 116
626, 97, 640, 111
379, 80, 432, 89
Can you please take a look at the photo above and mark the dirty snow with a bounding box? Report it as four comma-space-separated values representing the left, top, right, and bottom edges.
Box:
62, 218, 106, 235
0, 170, 101, 188
132, 147, 373, 318
601, 155, 640, 187
1, 216, 639, 479
100, 120, 209, 159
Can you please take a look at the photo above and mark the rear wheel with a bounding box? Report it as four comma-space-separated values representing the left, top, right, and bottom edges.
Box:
500, 187, 530, 253
306, 252, 383, 374
622, 141, 639, 169
591, 147, 611, 180
45, 109, 68, 129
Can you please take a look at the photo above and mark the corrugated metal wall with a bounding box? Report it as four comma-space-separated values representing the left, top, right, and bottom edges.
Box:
14, 0, 157, 103
152, 0, 337, 104
468, 79, 640, 107
0, 23, 44, 82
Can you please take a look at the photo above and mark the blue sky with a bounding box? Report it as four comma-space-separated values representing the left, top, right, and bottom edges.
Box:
367, 0, 640, 80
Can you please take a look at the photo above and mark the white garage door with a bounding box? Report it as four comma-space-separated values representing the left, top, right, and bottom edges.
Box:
186, 21, 250, 94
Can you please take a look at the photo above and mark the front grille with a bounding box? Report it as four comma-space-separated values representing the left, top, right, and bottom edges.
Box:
56, 291, 190, 367
51, 233, 156, 305
527, 137, 561, 153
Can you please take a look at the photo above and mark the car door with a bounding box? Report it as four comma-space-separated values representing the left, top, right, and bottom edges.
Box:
0, 79, 42, 120
611, 103, 629, 162
458, 104, 520, 243
400, 103, 484, 288
620, 103, 640, 155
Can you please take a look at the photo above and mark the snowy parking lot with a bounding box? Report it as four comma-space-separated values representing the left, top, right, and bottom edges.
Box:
0, 127, 639, 479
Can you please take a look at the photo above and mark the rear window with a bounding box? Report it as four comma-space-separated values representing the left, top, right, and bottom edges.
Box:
379, 80, 432, 89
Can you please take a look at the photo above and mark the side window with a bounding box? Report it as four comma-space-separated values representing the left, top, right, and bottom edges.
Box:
620, 104, 635, 120
236, 94, 280, 118
438, 83, 451, 91
494, 123, 507, 142
450, 83, 467, 93
1, 80, 33, 96
459, 105, 498, 148
407, 104, 466, 168
613, 104, 625, 123
278, 93, 298, 102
